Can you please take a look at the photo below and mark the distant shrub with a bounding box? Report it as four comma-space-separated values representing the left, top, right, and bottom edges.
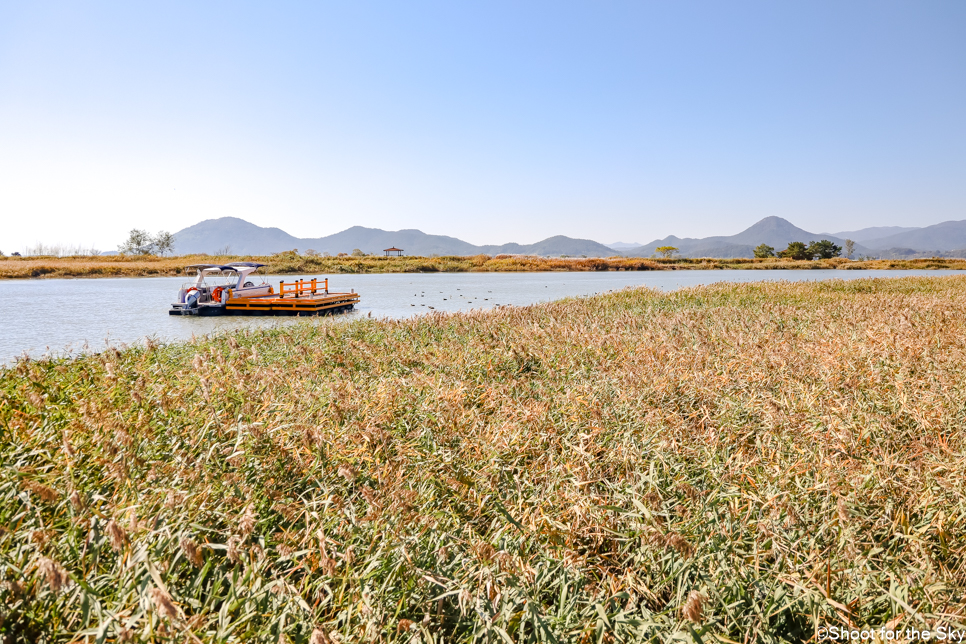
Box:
808, 239, 842, 259
778, 241, 812, 260
845, 239, 855, 258
118, 229, 173, 256
24, 243, 101, 257
754, 244, 776, 258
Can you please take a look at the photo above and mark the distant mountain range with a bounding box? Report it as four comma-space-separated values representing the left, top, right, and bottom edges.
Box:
845, 220, 966, 253
622, 217, 860, 258
169, 216, 966, 259
622, 217, 966, 259
172, 217, 616, 257
819, 225, 920, 243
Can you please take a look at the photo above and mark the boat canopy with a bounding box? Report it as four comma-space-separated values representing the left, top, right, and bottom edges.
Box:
183, 263, 267, 288
184, 264, 237, 272
183, 263, 265, 271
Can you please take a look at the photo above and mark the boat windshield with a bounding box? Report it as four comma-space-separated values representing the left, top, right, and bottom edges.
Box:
198, 270, 238, 287
182, 265, 239, 289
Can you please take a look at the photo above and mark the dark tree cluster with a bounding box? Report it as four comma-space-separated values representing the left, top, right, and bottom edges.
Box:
754, 240, 841, 260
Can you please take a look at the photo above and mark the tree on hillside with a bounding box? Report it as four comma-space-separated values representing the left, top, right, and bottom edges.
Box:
655, 246, 678, 258
778, 241, 812, 260
807, 239, 842, 259
118, 229, 156, 255
844, 239, 855, 259
351, 248, 365, 257
754, 244, 775, 258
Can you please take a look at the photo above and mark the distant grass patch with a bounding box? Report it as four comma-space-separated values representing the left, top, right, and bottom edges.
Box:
1, 253, 964, 279
1, 276, 965, 642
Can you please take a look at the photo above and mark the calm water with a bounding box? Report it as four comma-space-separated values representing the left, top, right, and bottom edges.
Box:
0, 270, 959, 363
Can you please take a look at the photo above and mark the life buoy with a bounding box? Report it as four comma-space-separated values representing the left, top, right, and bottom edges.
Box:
212, 287, 225, 302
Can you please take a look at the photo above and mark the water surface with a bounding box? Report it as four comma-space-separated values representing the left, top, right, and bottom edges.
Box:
0, 270, 959, 363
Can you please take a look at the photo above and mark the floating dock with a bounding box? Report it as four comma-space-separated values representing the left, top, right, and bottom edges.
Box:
226, 278, 359, 316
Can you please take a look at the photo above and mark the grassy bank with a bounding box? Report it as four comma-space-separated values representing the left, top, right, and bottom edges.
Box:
2, 277, 965, 642
1, 252, 964, 279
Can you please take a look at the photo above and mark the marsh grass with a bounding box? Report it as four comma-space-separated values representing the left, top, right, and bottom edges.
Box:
1, 277, 965, 642
1, 253, 964, 279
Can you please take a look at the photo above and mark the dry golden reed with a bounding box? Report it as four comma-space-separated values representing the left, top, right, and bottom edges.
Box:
179, 537, 204, 567
1, 275, 965, 642
104, 519, 127, 552
1, 251, 963, 279
149, 586, 178, 621
308, 629, 335, 644
37, 558, 68, 595
682, 591, 706, 623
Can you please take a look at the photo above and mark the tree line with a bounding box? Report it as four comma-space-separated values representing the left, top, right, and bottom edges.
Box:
654, 239, 854, 260
754, 239, 852, 260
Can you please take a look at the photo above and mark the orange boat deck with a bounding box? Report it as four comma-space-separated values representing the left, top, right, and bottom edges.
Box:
226, 278, 360, 316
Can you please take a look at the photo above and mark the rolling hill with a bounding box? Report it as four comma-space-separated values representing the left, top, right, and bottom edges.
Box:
855, 220, 966, 251
824, 225, 920, 243
171, 217, 617, 257
170, 216, 966, 260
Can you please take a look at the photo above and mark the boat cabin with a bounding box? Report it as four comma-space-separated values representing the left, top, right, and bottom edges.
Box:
176, 263, 272, 307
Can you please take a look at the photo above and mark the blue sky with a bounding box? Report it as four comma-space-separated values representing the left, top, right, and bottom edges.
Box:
1, 1, 964, 251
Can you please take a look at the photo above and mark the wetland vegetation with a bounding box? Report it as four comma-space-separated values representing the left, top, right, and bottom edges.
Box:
2, 276, 965, 642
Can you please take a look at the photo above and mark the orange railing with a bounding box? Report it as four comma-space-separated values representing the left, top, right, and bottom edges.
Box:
278, 278, 329, 298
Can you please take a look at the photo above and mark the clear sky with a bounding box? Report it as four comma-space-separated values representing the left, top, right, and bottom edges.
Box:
1, 1, 964, 252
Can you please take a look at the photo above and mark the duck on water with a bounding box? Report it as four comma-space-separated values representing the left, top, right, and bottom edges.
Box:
169, 263, 359, 316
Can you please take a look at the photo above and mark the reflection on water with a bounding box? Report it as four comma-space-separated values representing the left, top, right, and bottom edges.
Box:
0, 269, 960, 363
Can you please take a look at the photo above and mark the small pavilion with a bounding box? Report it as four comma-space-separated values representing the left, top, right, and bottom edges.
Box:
383, 247, 404, 257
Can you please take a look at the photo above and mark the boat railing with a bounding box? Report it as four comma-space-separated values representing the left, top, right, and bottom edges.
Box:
277, 278, 329, 298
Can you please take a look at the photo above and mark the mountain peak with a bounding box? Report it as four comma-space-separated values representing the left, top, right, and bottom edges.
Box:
741, 216, 805, 233
728, 217, 819, 246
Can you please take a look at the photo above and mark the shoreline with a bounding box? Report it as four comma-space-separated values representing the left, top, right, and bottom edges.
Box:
1, 253, 965, 280
6, 271, 965, 366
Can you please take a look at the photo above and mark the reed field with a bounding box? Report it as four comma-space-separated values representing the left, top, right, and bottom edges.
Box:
2, 276, 965, 642
1, 252, 964, 279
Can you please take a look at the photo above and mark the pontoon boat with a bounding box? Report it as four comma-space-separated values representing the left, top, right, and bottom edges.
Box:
169, 263, 359, 316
